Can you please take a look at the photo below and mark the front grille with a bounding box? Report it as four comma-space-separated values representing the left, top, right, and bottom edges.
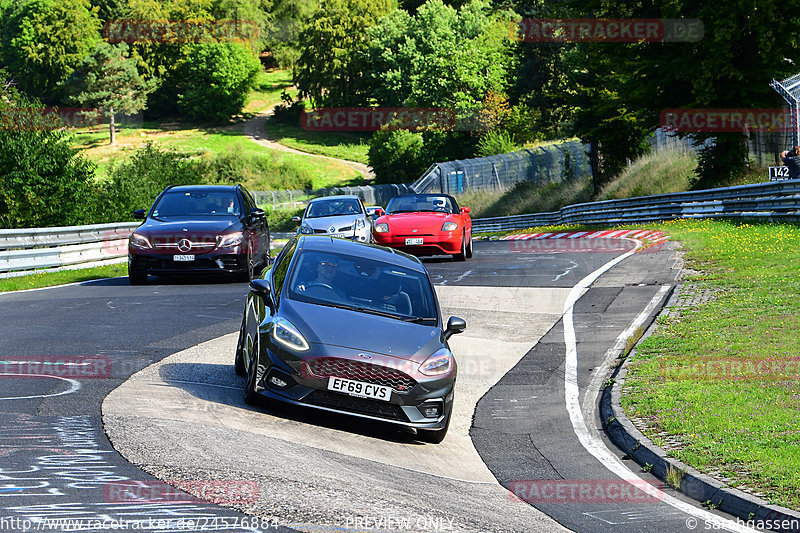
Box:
313, 229, 328, 234
305, 357, 417, 391
133, 255, 240, 271
339, 225, 353, 232
304, 390, 409, 421
398, 233, 434, 238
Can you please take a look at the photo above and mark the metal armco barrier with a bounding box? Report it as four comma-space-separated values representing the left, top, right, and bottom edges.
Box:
4, 179, 800, 276
472, 179, 800, 232
0, 222, 139, 277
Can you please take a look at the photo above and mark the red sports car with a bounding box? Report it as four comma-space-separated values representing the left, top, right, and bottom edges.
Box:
372, 193, 473, 261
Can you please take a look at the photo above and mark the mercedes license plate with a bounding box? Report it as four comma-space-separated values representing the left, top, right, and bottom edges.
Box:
173, 254, 195, 262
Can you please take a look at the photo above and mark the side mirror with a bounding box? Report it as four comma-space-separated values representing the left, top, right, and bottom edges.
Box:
461, 207, 471, 214
249, 279, 272, 301
444, 316, 466, 339
291, 216, 302, 224
133, 209, 146, 220
249, 208, 265, 221
375, 208, 385, 217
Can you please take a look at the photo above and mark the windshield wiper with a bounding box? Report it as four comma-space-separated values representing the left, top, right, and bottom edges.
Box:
329, 303, 404, 319
402, 316, 437, 323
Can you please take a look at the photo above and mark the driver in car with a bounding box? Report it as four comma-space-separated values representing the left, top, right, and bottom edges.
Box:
296, 255, 345, 298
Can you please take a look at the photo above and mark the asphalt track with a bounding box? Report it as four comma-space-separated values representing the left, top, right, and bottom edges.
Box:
0, 239, 758, 532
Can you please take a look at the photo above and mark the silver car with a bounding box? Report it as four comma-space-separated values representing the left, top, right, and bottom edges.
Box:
293, 195, 372, 243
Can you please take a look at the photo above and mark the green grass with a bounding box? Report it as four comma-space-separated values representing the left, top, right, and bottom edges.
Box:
264, 117, 371, 164
244, 69, 299, 114
596, 149, 697, 200
455, 178, 593, 219
72, 121, 361, 188
620, 219, 800, 508
0, 263, 127, 292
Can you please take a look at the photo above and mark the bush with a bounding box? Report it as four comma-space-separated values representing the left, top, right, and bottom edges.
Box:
195, 148, 315, 191
0, 125, 98, 229
272, 91, 305, 125
476, 130, 519, 157
368, 129, 428, 183
99, 142, 202, 222
261, 205, 305, 232
174, 43, 261, 122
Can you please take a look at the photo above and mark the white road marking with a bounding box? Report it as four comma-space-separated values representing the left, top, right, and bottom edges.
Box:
0, 375, 81, 400
562, 239, 757, 533
553, 261, 579, 282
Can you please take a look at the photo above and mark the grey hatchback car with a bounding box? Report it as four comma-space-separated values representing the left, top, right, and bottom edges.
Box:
292, 195, 372, 243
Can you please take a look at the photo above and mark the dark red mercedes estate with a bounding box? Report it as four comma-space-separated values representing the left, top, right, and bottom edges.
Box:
127, 184, 270, 284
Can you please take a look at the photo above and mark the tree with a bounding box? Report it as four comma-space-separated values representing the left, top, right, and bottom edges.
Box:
362, 0, 517, 111
0, 0, 101, 102
295, 0, 394, 108
0, 93, 98, 228
265, 0, 318, 70
67, 41, 157, 144
542, 0, 800, 187
173, 42, 261, 121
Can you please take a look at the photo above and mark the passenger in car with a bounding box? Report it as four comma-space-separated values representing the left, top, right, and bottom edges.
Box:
378, 274, 412, 315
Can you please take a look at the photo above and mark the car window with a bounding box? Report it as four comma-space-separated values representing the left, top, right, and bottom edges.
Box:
287, 250, 437, 322
386, 195, 454, 214
306, 199, 362, 218
272, 239, 297, 297
152, 191, 240, 217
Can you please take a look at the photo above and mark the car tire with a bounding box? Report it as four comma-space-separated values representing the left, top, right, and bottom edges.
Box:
234, 316, 247, 377
128, 268, 147, 285
418, 410, 451, 444
239, 254, 255, 282
454, 234, 467, 262
243, 336, 261, 406
465, 234, 473, 258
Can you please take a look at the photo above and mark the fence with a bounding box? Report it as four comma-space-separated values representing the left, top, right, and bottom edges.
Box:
253, 184, 416, 210
411, 140, 593, 195
472, 179, 800, 232
650, 128, 792, 168
0, 222, 138, 278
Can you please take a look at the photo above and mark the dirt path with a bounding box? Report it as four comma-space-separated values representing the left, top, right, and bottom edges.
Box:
242, 110, 375, 181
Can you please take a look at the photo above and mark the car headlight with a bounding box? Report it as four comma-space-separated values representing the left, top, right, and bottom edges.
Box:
375, 223, 389, 233
272, 317, 310, 351
419, 348, 453, 376
129, 233, 152, 249
218, 232, 244, 248
300, 224, 314, 234
441, 221, 458, 232
356, 218, 366, 229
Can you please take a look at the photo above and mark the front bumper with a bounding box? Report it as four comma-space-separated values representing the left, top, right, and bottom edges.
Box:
128, 251, 248, 275
251, 347, 454, 430
373, 233, 460, 256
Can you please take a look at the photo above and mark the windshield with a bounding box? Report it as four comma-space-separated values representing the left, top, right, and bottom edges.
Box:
386, 195, 456, 214
287, 250, 437, 322
306, 198, 362, 218
152, 191, 241, 218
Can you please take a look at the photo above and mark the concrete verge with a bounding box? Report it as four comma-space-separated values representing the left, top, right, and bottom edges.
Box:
600, 285, 800, 533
